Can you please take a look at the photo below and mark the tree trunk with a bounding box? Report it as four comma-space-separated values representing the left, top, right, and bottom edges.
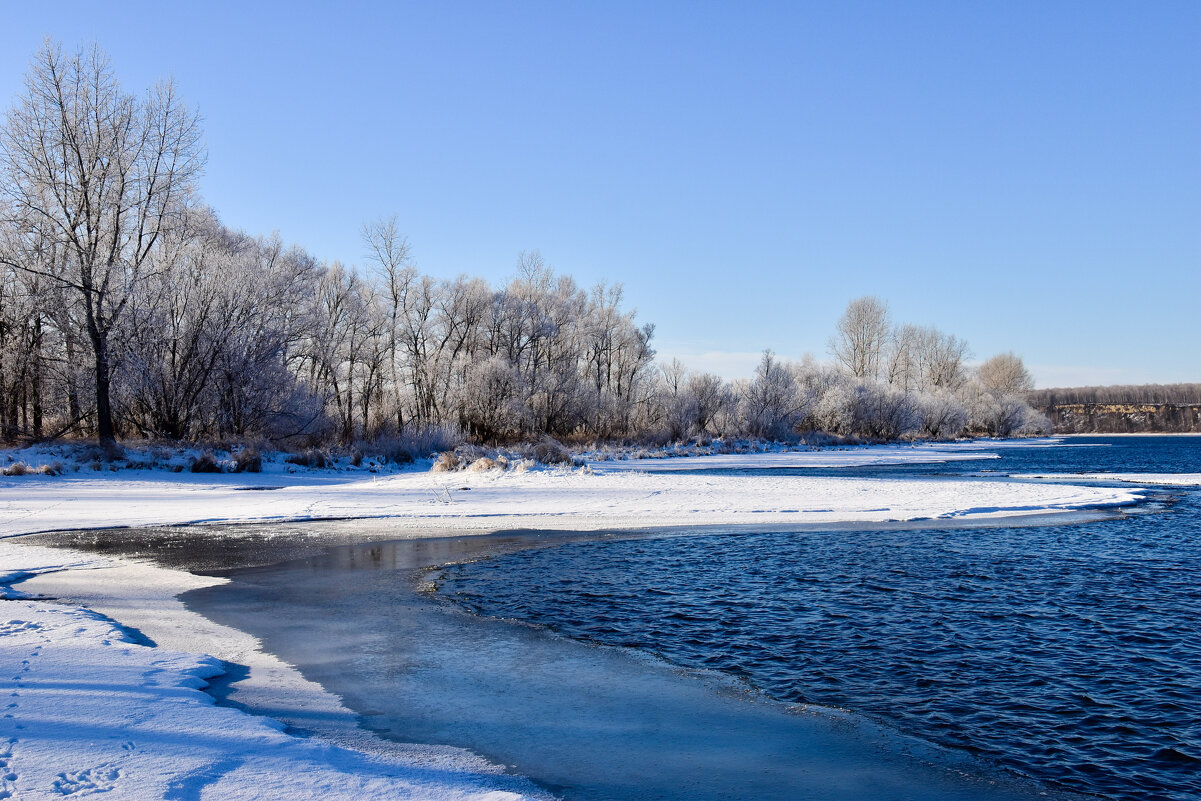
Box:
64, 333, 83, 429
31, 318, 43, 439
93, 334, 116, 444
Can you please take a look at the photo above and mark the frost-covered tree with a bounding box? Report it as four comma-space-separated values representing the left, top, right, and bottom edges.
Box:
362, 215, 415, 433
0, 254, 46, 439
740, 350, 811, 439
119, 209, 229, 438
686, 371, 734, 436
116, 209, 322, 440
656, 358, 697, 441
830, 296, 891, 380
455, 354, 526, 442
977, 352, 1034, 397
0, 41, 204, 442
916, 390, 968, 439
886, 324, 969, 392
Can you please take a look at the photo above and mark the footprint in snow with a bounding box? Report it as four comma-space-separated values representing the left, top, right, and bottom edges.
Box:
0, 739, 14, 800
52, 764, 121, 796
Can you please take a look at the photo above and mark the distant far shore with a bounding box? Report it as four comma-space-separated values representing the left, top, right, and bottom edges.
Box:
1056, 431, 1201, 437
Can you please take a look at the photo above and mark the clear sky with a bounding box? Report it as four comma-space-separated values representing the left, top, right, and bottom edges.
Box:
2, 1, 1198, 387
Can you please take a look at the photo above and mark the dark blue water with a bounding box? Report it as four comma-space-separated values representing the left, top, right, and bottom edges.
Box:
439, 437, 1201, 801
632, 435, 1200, 480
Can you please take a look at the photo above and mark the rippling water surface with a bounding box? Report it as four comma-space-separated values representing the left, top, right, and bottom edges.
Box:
439, 437, 1201, 801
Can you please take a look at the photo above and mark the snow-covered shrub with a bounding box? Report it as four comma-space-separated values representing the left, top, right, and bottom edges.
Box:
739, 351, 812, 440
858, 385, 922, 440
467, 457, 497, 472
533, 437, 571, 465
79, 443, 122, 464
814, 382, 857, 436
190, 451, 222, 473
285, 449, 327, 469
234, 447, 262, 473
990, 395, 1031, 438
958, 379, 1048, 437
2, 462, 27, 476
811, 379, 921, 440
430, 451, 462, 472
1011, 400, 1052, 436
917, 391, 968, 439
371, 425, 461, 464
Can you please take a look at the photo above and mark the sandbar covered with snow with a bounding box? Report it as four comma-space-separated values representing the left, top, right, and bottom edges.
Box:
0, 458, 1142, 541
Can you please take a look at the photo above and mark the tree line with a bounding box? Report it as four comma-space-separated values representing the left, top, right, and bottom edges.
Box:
1028, 383, 1201, 408
0, 41, 1048, 449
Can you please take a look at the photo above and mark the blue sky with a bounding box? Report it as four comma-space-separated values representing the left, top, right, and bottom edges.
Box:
2, 1, 1197, 387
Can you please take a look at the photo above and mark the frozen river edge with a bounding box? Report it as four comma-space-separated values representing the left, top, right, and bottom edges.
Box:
0, 443, 1155, 800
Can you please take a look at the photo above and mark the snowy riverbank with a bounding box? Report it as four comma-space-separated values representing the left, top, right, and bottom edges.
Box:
0, 442, 1151, 800
0, 441, 1143, 538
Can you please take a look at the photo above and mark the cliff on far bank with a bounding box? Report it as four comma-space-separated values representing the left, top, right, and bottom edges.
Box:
1028, 384, 1201, 434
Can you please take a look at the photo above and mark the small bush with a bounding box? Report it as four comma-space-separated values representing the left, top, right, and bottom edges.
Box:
234, 447, 262, 473
80, 443, 124, 464
2, 462, 28, 477
190, 452, 223, 473
373, 425, 462, 465
532, 437, 571, 466
285, 449, 327, 469
350, 450, 363, 467
454, 444, 486, 463
467, 457, 497, 472
39, 462, 63, 476
430, 452, 462, 473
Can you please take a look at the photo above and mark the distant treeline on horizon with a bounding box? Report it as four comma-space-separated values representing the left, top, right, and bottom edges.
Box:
1029, 384, 1201, 434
